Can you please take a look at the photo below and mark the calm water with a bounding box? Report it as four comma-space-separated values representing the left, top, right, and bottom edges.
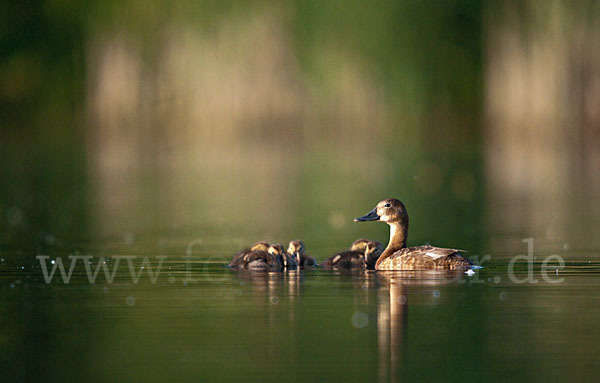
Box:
2, 235, 600, 382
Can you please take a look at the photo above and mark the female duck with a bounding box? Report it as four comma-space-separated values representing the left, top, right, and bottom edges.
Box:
354, 198, 472, 270
287, 240, 317, 267
321, 239, 383, 270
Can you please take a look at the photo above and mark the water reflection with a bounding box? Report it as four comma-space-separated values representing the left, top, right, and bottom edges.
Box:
232, 268, 468, 382
375, 271, 464, 382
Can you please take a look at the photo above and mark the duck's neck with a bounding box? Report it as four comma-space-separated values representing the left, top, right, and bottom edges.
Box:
376, 221, 408, 267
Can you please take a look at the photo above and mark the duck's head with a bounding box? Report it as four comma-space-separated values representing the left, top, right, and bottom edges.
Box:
268, 243, 287, 267
349, 238, 370, 252
354, 198, 408, 224
251, 241, 271, 252
287, 240, 305, 265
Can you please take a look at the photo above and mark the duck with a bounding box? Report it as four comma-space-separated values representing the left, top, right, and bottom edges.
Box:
287, 240, 317, 267
321, 239, 383, 270
354, 198, 473, 270
229, 242, 287, 271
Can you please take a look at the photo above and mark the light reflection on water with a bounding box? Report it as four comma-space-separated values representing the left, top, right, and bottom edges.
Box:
2, 254, 600, 382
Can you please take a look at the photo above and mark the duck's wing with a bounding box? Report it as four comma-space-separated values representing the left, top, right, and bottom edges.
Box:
377, 247, 437, 270
407, 245, 472, 269
377, 246, 469, 270
407, 245, 464, 258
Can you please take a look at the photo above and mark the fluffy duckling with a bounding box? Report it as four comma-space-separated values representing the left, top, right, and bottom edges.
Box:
321, 239, 383, 270
273, 243, 298, 270
229, 241, 270, 268
287, 240, 317, 267
363, 240, 384, 269
354, 198, 473, 270
229, 242, 285, 271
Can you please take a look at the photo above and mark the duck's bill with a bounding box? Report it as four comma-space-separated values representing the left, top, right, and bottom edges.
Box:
354, 208, 380, 222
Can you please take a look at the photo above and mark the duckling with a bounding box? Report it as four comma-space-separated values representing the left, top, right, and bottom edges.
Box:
229, 242, 285, 271
287, 240, 317, 267
272, 243, 298, 270
321, 250, 364, 269
363, 240, 384, 269
229, 241, 270, 268
321, 239, 383, 270
354, 198, 473, 270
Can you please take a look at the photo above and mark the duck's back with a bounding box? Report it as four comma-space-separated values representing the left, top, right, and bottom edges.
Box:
376, 245, 471, 271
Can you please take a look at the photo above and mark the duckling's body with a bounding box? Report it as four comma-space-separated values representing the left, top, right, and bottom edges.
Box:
243, 250, 284, 271
321, 239, 383, 270
229, 242, 286, 271
355, 198, 472, 271
229, 242, 270, 268
354, 239, 384, 269
287, 240, 317, 268
321, 251, 365, 269
277, 243, 298, 270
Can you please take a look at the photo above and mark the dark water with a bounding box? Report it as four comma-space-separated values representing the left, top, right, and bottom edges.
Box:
2, 237, 600, 382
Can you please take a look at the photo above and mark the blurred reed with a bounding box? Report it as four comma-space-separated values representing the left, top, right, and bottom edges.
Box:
485, 0, 600, 251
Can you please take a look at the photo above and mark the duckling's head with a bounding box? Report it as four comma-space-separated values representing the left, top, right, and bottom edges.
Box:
364, 240, 384, 259
251, 241, 271, 252
354, 198, 408, 224
349, 238, 370, 252
364, 240, 384, 268
287, 240, 305, 264
268, 243, 287, 267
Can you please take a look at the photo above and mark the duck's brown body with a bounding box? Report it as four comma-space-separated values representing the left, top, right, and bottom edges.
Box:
355, 199, 472, 271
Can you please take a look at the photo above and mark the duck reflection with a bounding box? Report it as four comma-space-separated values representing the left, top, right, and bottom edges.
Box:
375, 274, 407, 383
374, 270, 466, 382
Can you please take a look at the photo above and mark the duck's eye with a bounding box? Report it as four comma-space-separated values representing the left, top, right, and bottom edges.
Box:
384, 203, 391, 208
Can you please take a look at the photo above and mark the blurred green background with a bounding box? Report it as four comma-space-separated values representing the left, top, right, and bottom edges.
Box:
1, 0, 599, 258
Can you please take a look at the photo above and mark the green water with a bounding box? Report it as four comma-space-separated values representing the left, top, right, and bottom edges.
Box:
2, 236, 600, 382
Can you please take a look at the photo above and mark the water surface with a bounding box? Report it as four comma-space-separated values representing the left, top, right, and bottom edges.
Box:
2, 237, 600, 382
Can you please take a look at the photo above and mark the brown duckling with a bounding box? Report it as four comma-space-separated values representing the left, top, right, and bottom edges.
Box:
321, 239, 383, 270
273, 243, 298, 270
287, 240, 317, 267
364, 240, 384, 269
229, 242, 285, 271
229, 241, 270, 268
354, 198, 473, 270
